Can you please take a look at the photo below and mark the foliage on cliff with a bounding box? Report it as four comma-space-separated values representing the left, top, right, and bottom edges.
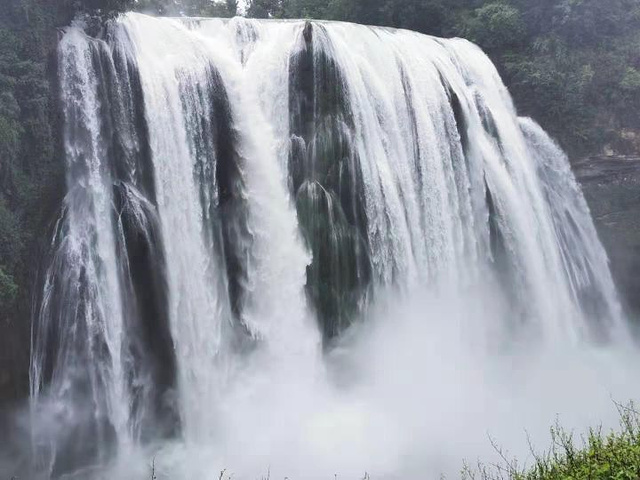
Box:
135, 0, 237, 17
0, 0, 62, 399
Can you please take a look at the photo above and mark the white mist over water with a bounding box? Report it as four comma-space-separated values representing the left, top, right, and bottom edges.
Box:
27, 13, 640, 480
102, 284, 640, 480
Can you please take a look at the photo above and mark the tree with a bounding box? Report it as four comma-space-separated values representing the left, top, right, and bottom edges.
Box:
246, 0, 284, 18
463, 2, 526, 52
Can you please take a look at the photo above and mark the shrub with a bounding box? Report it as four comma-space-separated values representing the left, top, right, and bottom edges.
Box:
462, 402, 640, 480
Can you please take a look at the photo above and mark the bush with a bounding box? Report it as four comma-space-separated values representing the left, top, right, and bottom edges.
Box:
465, 2, 527, 52
462, 402, 640, 480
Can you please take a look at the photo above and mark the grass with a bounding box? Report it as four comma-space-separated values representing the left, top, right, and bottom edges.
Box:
462, 402, 640, 480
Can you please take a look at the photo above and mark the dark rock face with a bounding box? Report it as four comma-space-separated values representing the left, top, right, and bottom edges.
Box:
574, 156, 640, 323
288, 23, 371, 342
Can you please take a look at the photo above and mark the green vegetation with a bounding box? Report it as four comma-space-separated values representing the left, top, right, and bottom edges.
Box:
463, 403, 640, 480
135, 0, 237, 17
0, 0, 62, 399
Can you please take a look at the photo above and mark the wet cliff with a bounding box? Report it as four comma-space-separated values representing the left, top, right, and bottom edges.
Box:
574, 156, 640, 324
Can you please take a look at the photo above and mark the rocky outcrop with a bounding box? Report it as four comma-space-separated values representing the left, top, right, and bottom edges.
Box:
574, 156, 640, 322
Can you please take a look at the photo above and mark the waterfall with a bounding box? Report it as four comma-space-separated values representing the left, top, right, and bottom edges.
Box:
28, 14, 634, 479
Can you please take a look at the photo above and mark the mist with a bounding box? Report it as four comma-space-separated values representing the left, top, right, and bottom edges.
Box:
33, 280, 638, 480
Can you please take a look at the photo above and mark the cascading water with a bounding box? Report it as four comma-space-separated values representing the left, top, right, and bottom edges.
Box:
26, 13, 639, 480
